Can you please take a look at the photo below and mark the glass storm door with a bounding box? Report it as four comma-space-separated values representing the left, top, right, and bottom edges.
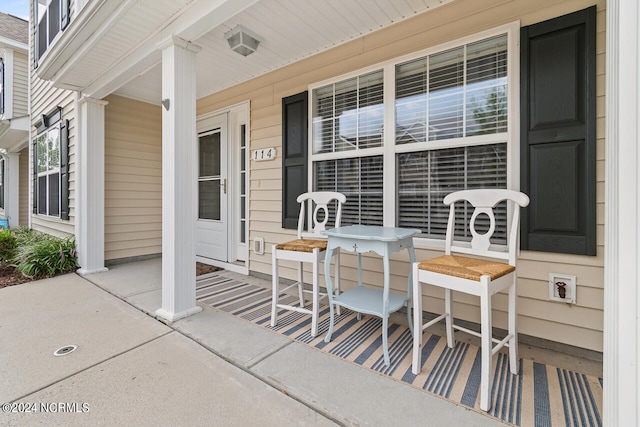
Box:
196, 114, 228, 261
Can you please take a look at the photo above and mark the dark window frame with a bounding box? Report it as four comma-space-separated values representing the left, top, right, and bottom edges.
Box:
33, 0, 71, 68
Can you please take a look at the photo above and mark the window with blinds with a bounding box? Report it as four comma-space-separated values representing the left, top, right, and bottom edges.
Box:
312, 70, 384, 154
314, 156, 384, 226
397, 143, 507, 242
310, 28, 513, 240
396, 34, 507, 144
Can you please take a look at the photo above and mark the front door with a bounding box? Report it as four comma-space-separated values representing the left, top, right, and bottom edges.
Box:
196, 113, 228, 261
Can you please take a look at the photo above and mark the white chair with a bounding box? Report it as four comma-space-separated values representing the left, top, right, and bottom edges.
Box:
271, 191, 346, 337
411, 189, 529, 411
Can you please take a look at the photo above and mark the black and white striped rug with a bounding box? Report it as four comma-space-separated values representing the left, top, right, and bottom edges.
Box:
196, 274, 602, 427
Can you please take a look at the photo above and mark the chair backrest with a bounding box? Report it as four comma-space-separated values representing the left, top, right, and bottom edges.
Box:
443, 189, 530, 266
296, 191, 347, 239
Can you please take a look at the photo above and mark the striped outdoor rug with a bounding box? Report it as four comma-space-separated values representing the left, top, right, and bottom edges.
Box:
196, 274, 603, 427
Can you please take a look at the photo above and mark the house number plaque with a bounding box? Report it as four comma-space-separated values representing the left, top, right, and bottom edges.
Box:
252, 148, 276, 161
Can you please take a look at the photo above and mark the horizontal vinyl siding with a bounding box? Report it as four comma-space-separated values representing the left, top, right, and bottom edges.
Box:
12, 52, 28, 117
30, 58, 76, 237
104, 95, 162, 261
197, 0, 606, 352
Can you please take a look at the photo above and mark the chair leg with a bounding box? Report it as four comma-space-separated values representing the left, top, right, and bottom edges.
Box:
480, 286, 493, 412
412, 263, 422, 375
310, 251, 319, 337
444, 288, 454, 348
297, 261, 305, 308
270, 247, 279, 328
508, 278, 518, 375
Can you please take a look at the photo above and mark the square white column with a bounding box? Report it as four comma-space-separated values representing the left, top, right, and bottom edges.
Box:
605, 0, 640, 424
76, 96, 108, 275
155, 36, 202, 322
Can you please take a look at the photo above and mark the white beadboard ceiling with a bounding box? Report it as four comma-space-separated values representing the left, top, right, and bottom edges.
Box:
105, 0, 454, 104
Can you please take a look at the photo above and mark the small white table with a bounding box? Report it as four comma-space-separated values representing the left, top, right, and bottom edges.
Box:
322, 225, 421, 366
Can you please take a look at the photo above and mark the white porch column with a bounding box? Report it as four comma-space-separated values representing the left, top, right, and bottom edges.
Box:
155, 36, 202, 322
605, 0, 640, 425
76, 96, 108, 275
5, 152, 20, 228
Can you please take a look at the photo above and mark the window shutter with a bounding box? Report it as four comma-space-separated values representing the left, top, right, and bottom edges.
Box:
520, 6, 597, 255
61, 0, 71, 30
60, 119, 70, 220
32, 139, 37, 214
281, 91, 308, 229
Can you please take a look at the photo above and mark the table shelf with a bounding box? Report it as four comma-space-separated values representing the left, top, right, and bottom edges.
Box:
333, 286, 409, 318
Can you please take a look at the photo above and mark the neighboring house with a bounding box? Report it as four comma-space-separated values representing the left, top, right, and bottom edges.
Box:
27, 0, 639, 423
0, 12, 29, 228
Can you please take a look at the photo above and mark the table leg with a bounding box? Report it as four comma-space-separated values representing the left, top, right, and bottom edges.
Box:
382, 253, 390, 366
356, 252, 362, 320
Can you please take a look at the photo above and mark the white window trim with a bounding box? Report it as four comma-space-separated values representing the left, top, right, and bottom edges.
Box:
308, 22, 520, 250
35, 123, 62, 218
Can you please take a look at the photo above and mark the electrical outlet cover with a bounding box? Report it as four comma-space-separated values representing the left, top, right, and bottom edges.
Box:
548, 273, 577, 304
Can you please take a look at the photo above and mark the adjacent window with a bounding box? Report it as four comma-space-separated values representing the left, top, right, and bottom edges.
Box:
311, 28, 514, 242
0, 58, 5, 115
198, 130, 222, 221
239, 124, 247, 244
34, 123, 61, 217
33, 0, 71, 67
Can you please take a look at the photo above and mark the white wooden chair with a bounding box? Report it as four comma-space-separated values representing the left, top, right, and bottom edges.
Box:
271, 191, 346, 337
411, 189, 529, 411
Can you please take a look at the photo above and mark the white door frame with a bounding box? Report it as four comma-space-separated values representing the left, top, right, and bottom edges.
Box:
196, 102, 249, 275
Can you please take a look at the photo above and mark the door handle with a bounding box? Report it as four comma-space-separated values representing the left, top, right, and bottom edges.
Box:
219, 178, 227, 194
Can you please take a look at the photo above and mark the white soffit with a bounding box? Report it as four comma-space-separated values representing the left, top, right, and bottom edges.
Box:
114, 0, 454, 104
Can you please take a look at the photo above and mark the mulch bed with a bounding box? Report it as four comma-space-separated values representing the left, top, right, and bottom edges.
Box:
0, 266, 34, 289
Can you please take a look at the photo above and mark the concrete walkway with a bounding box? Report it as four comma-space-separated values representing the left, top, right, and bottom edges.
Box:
1, 258, 508, 426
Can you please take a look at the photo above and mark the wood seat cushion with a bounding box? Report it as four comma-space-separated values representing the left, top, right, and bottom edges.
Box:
418, 255, 515, 281
275, 239, 327, 253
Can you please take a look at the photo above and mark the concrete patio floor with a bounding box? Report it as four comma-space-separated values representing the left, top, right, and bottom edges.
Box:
1, 258, 601, 426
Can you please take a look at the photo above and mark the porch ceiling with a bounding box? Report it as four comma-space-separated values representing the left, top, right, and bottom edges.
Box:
39, 0, 454, 104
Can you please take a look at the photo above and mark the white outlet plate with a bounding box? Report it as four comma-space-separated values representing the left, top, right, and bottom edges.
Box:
549, 273, 576, 304
253, 237, 265, 255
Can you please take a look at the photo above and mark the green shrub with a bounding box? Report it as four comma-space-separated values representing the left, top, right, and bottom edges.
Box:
14, 233, 78, 278
0, 229, 18, 264
11, 226, 40, 246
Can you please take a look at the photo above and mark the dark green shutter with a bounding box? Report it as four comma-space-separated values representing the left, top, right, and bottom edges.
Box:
520, 6, 597, 255
32, 139, 37, 214
60, 119, 70, 220
281, 91, 308, 229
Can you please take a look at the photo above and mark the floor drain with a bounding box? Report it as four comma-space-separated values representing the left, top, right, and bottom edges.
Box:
53, 345, 77, 357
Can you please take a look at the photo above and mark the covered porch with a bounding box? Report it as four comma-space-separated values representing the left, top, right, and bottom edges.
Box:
85, 258, 603, 426
33, 0, 640, 423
